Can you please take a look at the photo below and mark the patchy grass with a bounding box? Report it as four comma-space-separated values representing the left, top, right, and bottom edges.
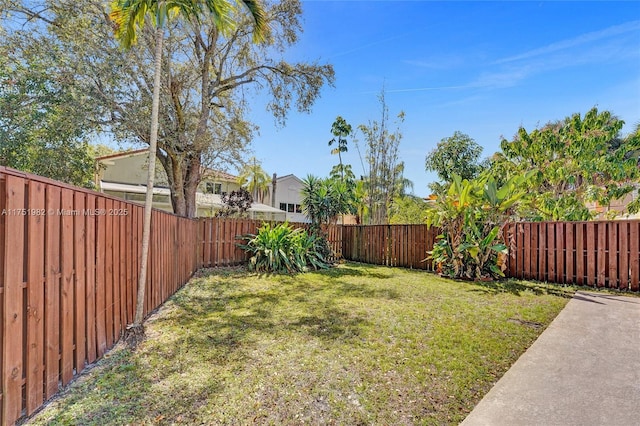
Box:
26, 263, 574, 425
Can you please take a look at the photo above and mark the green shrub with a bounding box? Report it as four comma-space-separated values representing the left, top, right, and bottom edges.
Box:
237, 222, 333, 273
426, 173, 530, 280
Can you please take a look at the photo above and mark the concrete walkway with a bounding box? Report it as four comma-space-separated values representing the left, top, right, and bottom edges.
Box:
462, 291, 640, 426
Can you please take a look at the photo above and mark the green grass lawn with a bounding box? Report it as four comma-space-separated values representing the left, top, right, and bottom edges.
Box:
26, 263, 574, 425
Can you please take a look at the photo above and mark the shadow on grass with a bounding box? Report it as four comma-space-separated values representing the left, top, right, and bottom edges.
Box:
319, 263, 396, 280
152, 267, 378, 359
467, 278, 575, 298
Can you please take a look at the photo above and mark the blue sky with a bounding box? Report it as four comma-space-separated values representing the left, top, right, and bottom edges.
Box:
247, 0, 640, 197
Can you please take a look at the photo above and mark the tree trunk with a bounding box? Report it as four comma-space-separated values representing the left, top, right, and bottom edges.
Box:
184, 154, 201, 218
128, 26, 163, 344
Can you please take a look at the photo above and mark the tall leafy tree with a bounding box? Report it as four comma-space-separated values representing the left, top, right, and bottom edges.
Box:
425, 131, 483, 195
357, 89, 410, 224
492, 107, 639, 221
0, 12, 97, 187
109, 0, 267, 337
2, 0, 334, 218
328, 116, 352, 180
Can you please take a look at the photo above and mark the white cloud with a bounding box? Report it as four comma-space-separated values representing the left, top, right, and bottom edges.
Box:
495, 20, 640, 64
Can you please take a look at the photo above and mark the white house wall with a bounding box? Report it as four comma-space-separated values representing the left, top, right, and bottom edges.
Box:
273, 175, 309, 223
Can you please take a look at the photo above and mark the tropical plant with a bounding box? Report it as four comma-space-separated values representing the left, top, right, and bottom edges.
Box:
426, 172, 531, 280
491, 107, 639, 220
301, 175, 355, 231
328, 116, 353, 181
237, 157, 270, 203
109, 0, 267, 338
237, 222, 332, 273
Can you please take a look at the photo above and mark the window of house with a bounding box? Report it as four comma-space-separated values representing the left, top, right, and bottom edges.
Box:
205, 182, 223, 194
279, 203, 286, 211
287, 203, 295, 213
295, 204, 302, 213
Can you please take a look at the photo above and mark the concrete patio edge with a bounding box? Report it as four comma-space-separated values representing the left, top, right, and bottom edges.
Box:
461, 291, 640, 426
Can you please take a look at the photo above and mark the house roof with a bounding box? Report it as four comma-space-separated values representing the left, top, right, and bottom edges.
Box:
202, 169, 237, 181
274, 174, 304, 185
95, 149, 147, 161
96, 149, 238, 181
101, 180, 171, 195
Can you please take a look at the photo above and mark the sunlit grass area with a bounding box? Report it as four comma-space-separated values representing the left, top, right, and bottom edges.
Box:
26, 263, 574, 425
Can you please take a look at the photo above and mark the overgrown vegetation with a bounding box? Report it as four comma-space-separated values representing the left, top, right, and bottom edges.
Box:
427, 173, 530, 280
491, 107, 640, 220
237, 222, 332, 273
25, 264, 574, 425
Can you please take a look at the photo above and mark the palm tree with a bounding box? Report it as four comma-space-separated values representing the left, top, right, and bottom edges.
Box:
109, 0, 267, 340
237, 156, 270, 203
328, 116, 352, 181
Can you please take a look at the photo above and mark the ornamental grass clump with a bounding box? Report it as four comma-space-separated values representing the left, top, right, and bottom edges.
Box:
238, 222, 332, 273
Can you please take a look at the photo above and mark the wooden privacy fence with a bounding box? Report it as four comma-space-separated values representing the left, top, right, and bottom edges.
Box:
504, 221, 640, 291
2, 165, 640, 425
198, 220, 343, 267
342, 224, 439, 271
0, 167, 342, 425
0, 167, 205, 425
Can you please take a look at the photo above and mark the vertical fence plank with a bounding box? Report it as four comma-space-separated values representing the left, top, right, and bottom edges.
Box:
0, 173, 4, 426
523, 223, 531, 279
547, 223, 556, 283
608, 222, 618, 290
112, 205, 121, 341
586, 222, 596, 287
558, 222, 566, 283
73, 192, 86, 377
630, 221, 639, 292
566, 223, 575, 284
530, 223, 539, 281
60, 189, 75, 386
2, 176, 25, 425
619, 221, 629, 291
539, 224, 547, 282
507, 223, 516, 277
575, 223, 584, 286
44, 185, 61, 399
26, 181, 45, 415
85, 195, 97, 364
597, 222, 607, 288
104, 199, 114, 348
95, 197, 107, 358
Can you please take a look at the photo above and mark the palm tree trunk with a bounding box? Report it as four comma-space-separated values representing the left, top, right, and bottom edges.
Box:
129, 27, 164, 340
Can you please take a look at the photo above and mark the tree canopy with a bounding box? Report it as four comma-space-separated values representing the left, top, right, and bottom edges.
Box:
1, 0, 334, 217
0, 11, 99, 187
491, 107, 639, 221
425, 131, 483, 195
